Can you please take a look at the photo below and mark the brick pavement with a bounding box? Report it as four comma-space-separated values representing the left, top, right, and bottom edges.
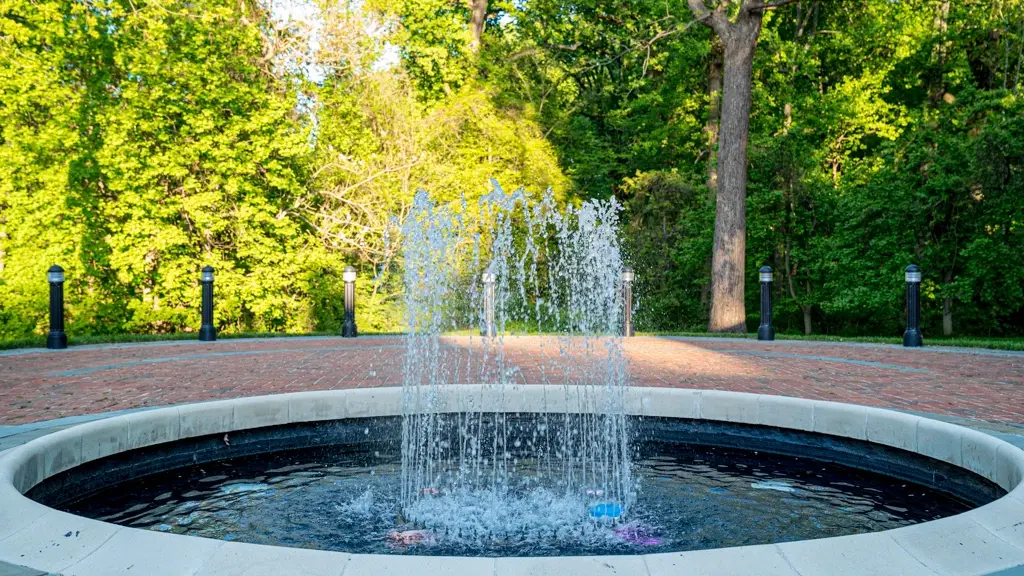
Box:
1, 336, 1022, 426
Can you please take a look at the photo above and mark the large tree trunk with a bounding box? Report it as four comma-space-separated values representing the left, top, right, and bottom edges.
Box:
688, 0, 779, 333
705, 37, 723, 195
701, 38, 723, 314
708, 15, 762, 333
469, 0, 487, 53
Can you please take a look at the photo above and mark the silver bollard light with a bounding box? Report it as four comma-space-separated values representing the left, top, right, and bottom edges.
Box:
481, 272, 496, 338
622, 267, 634, 337
342, 266, 358, 338
757, 266, 775, 341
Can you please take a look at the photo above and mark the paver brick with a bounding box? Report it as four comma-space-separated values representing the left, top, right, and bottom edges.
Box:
0, 336, 1022, 426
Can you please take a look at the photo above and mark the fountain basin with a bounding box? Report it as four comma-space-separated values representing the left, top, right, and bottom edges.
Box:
1, 386, 1023, 575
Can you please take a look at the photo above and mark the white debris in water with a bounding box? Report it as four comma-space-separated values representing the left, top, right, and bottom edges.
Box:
219, 482, 272, 495
751, 481, 799, 493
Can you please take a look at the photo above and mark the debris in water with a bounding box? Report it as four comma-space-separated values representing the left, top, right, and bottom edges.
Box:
588, 503, 623, 519
387, 529, 436, 546
613, 522, 663, 546
751, 481, 798, 493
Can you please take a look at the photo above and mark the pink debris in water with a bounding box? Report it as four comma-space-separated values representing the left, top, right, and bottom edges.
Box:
387, 529, 436, 546
613, 522, 663, 546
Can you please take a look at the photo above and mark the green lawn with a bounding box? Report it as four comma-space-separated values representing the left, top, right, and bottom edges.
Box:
641, 331, 1024, 352
0, 330, 402, 351
1, 330, 1021, 352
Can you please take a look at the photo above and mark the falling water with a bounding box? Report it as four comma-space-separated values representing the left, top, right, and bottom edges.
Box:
397, 180, 632, 546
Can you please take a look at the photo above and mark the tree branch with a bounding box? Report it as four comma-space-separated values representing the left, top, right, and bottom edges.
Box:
509, 48, 540, 61
744, 0, 800, 12
687, 0, 729, 35
596, 12, 625, 26
686, 0, 713, 20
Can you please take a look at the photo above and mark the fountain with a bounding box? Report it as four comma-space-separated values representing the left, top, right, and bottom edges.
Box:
397, 182, 633, 545
1, 181, 1020, 574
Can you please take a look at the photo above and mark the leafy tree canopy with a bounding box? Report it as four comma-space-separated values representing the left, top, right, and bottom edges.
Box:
2, 0, 1022, 338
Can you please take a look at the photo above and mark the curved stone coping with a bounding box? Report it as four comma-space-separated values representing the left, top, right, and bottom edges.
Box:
1, 386, 1023, 576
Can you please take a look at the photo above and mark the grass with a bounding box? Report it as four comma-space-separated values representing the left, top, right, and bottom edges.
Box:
0, 330, 403, 351
641, 331, 1024, 351
1, 329, 1021, 352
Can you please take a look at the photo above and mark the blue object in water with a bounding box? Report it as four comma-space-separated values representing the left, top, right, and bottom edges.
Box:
589, 503, 623, 519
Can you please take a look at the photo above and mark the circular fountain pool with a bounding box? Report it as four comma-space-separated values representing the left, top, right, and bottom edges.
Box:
43, 435, 980, 557
3, 387, 1024, 576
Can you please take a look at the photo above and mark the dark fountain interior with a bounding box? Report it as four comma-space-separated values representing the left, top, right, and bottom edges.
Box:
28, 415, 1003, 556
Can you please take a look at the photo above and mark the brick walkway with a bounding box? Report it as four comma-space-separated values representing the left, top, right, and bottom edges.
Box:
1, 336, 1022, 426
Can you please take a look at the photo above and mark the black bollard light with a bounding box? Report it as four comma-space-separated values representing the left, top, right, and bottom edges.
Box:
342, 266, 358, 338
757, 266, 775, 341
46, 265, 67, 350
481, 272, 496, 338
903, 264, 923, 347
199, 266, 217, 342
622, 267, 634, 337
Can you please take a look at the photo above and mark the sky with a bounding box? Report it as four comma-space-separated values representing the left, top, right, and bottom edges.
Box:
268, 0, 400, 82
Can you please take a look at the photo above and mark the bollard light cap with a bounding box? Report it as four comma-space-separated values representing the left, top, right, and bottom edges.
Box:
201, 266, 214, 282
905, 264, 921, 283
343, 266, 357, 283
759, 266, 773, 283
47, 265, 64, 284
621, 267, 634, 283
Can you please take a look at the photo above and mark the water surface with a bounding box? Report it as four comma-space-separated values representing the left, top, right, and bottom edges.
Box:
63, 442, 972, 556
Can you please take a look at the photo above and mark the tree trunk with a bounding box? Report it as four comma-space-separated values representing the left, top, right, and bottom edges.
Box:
701, 41, 722, 318
469, 0, 487, 53
930, 0, 951, 104
701, 252, 712, 313
708, 16, 761, 333
943, 298, 953, 336
943, 269, 953, 336
785, 242, 812, 336
705, 37, 723, 195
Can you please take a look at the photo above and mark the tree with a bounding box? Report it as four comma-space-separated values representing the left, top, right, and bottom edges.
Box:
5, 0, 1024, 341
0, 0, 320, 337
374, 0, 476, 100
705, 37, 724, 194
469, 0, 487, 53
686, 0, 796, 332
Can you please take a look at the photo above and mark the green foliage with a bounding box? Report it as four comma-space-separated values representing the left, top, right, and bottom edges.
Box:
821, 89, 1024, 336
2, 0, 1023, 341
619, 170, 712, 330
379, 0, 476, 101
542, 0, 1024, 337
1, 0, 326, 337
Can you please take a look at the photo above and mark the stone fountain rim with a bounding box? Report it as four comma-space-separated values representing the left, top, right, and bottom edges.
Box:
1, 386, 1023, 576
